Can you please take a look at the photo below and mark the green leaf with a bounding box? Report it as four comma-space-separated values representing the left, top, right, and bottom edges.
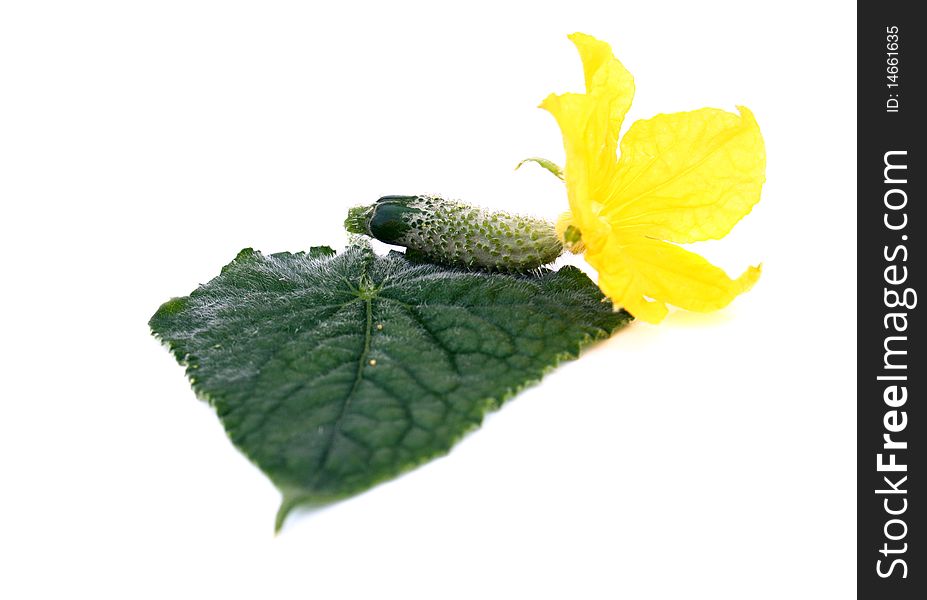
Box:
150, 241, 631, 530
515, 156, 565, 180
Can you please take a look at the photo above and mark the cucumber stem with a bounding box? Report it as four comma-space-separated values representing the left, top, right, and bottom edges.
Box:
344, 205, 373, 235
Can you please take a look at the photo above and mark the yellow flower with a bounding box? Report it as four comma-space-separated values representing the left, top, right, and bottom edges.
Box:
539, 33, 765, 324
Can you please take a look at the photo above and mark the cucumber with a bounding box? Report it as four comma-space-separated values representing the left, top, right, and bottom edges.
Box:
345, 195, 563, 272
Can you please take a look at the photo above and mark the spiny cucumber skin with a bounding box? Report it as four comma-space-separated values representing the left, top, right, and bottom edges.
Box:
347, 195, 563, 272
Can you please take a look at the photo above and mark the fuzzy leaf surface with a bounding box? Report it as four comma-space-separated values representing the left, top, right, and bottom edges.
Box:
150, 241, 631, 529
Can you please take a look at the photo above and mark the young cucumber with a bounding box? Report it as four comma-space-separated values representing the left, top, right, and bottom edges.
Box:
345, 195, 563, 272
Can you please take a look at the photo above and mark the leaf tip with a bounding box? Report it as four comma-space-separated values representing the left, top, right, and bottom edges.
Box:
275, 494, 298, 534
309, 245, 337, 259
235, 247, 256, 260
149, 296, 189, 332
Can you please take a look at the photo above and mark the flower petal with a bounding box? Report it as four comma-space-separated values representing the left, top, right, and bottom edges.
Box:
589, 237, 761, 324
539, 34, 634, 239
568, 32, 635, 159
603, 106, 765, 243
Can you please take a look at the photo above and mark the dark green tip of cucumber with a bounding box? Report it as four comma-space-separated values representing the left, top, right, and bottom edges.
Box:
346, 196, 424, 243
367, 201, 421, 243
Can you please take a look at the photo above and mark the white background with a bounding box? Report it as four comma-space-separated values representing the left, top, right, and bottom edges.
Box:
1, 1, 856, 598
